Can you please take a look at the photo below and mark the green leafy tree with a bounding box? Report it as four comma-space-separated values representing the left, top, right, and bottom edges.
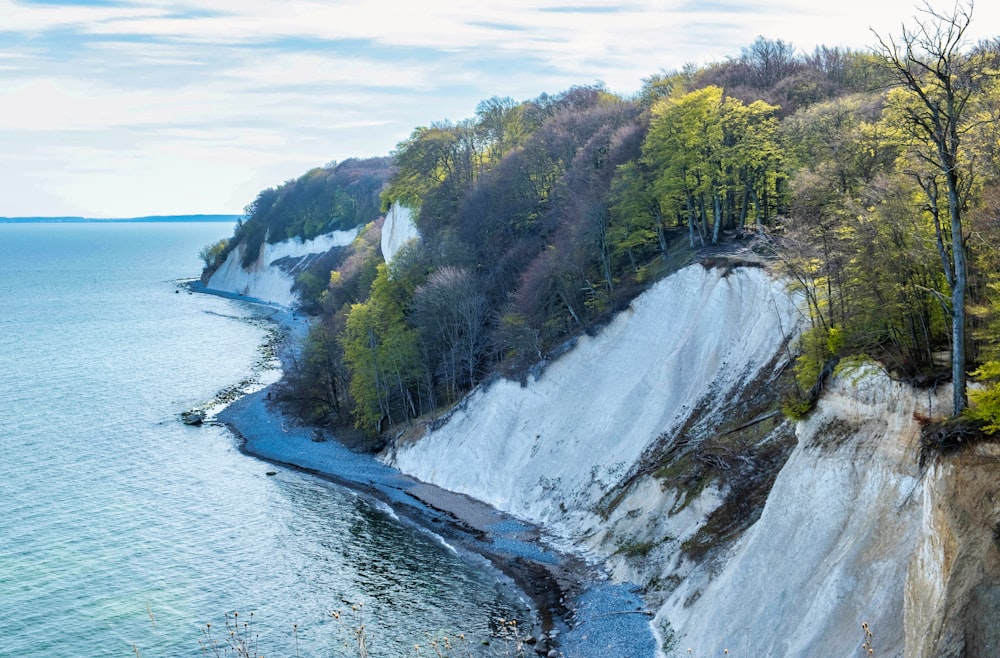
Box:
643, 85, 723, 247
966, 185, 1000, 432
642, 86, 781, 247
340, 263, 422, 432
474, 96, 530, 170
381, 121, 480, 234
721, 96, 783, 231
608, 160, 667, 274
874, 0, 986, 413
198, 238, 228, 269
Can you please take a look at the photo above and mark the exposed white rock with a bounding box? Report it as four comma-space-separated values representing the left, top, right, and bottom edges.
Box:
206, 229, 356, 306
657, 364, 948, 657
386, 264, 802, 545
385, 259, 1000, 657
381, 202, 419, 264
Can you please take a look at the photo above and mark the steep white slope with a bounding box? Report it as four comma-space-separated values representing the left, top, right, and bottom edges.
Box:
381, 202, 419, 264
660, 366, 950, 657
387, 264, 801, 542
383, 259, 1000, 657
206, 229, 356, 306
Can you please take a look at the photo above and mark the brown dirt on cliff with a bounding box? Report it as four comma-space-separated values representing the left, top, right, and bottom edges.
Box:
921, 444, 1000, 657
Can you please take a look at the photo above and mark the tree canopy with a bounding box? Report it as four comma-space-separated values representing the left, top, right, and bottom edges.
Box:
211, 6, 1000, 435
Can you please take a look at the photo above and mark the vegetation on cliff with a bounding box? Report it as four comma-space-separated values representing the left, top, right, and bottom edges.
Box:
207, 2, 1000, 438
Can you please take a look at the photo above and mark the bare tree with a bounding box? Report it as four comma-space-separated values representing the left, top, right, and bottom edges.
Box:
740, 36, 802, 89
412, 266, 487, 401
874, 1, 986, 413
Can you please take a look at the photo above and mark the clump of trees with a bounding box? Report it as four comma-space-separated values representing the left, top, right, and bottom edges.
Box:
216, 1, 1000, 437
198, 238, 228, 269
205, 157, 393, 272
773, 1, 1000, 422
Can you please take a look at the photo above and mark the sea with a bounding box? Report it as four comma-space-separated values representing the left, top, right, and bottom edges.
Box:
0, 221, 525, 657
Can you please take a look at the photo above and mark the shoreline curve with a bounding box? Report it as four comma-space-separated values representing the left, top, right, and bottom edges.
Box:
194, 282, 659, 657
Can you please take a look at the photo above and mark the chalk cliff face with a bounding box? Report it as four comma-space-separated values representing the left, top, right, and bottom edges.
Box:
205, 230, 356, 306
384, 263, 1000, 657
219, 231, 1000, 656
661, 366, 936, 656
208, 200, 418, 304
380, 201, 419, 264
387, 264, 800, 540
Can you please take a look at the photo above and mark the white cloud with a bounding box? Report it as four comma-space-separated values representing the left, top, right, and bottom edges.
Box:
3, 0, 1000, 216
222, 52, 437, 91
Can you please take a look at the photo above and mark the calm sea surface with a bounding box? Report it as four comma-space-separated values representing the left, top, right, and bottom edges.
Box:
0, 222, 523, 657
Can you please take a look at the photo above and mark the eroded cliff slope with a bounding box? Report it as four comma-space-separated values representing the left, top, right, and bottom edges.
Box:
206, 229, 356, 306
385, 263, 1000, 657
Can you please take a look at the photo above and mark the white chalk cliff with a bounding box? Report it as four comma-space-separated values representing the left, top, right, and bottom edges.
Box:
385, 263, 1000, 657
388, 265, 799, 536
380, 201, 420, 264
206, 229, 356, 306
217, 227, 1000, 656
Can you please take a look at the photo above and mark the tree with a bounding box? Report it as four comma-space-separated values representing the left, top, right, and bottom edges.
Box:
475, 96, 529, 170
642, 86, 781, 246
279, 322, 348, 423
382, 121, 480, 232
740, 36, 802, 90
720, 96, 782, 231
608, 160, 667, 273
340, 263, 422, 431
643, 86, 723, 247
874, 0, 986, 413
411, 266, 487, 401
198, 238, 228, 269
780, 93, 897, 195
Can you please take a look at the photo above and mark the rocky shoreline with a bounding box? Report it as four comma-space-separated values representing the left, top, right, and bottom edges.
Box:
194, 286, 658, 657
217, 390, 583, 655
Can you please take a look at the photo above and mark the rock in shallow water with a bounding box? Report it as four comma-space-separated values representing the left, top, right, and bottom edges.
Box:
181, 409, 206, 425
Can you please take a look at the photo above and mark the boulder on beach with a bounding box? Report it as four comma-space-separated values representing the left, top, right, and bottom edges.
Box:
181, 409, 206, 425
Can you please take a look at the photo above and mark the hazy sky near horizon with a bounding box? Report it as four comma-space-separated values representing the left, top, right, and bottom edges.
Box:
3, 0, 998, 218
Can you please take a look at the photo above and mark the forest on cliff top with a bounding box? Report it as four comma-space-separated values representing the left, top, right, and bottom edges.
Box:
203, 3, 1000, 440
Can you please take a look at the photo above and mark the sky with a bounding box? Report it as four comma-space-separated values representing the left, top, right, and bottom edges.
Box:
2, 0, 999, 218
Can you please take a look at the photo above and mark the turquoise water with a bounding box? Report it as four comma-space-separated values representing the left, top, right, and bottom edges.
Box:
0, 223, 523, 657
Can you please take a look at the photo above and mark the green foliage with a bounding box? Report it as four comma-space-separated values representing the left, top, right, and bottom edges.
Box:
614, 540, 657, 557
198, 238, 228, 270
321, 221, 383, 315
968, 362, 1000, 434
295, 271, 327, 310
235, 158, 391, 268
221, 16, 1000, 436
794, 326, 836, 392
774, 79, 963, 385
640, 86, 782, 246
340, 263, 423, 432
781, 396, 814, 421
608, 160, 667, 271
781, 325, 842, 419
383, 123, 467, 211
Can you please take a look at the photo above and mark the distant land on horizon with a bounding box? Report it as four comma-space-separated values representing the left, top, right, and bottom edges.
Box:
0, 214, 242, 224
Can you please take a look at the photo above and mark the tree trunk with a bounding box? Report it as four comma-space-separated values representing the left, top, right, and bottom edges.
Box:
712, 194, 722, 245
949, 183, 968, 413
686, 193, 697, 248
874, 0, 976, 414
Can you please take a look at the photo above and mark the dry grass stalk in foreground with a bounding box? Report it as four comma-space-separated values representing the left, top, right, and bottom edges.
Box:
133, 602, 534, 658
199, 611, 277, 658
862, 621, 874, 656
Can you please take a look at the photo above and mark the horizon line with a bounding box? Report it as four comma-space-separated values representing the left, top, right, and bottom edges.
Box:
0, 214, 243, 224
